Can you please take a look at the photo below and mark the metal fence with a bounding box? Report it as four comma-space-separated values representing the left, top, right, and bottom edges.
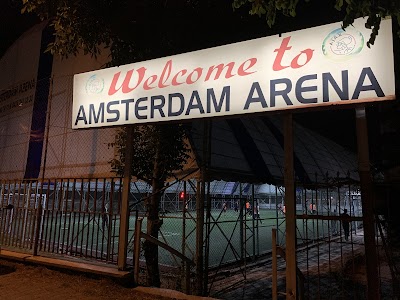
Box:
1, 177, 399, 299
0, 178, 122, 265
208, 182, 400, 300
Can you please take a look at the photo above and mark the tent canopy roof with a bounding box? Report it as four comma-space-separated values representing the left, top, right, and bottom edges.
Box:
187, 115, 358, 186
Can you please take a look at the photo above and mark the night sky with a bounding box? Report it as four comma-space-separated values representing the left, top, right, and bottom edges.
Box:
0, 1, 39, 58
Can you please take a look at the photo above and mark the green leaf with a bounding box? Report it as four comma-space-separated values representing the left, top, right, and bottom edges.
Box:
335, 0, 344, 10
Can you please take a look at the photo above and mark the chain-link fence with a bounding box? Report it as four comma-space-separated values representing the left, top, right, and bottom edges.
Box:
0, 76, 117, 181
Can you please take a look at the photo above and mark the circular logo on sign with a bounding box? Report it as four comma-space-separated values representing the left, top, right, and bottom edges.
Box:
85, 74, 104, 94
322, 27, 364, 61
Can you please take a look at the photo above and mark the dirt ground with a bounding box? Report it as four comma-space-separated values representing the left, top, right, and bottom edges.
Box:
0, 259, 202, 300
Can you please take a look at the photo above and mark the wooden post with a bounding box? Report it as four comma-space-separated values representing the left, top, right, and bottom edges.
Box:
355, 107, 380, 299
134, 217, 143, 285
118, 125, 135, 270
284, 113, 296, 300
272, 228, 278, 300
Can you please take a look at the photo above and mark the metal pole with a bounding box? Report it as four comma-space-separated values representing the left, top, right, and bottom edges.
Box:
182, 180, 188, 293
204, 180, 211, 293
118, 125, 135, 270
197, 119, 211, 296
272, 228, 278, 300
275, 186, 279, 243
185, 261, 191, 295
253, 184, 260, 256
355, 107, 380, 299
240, 183, 244, 261
134, 217, 143, 285
284, 113, 296, 300
22, 184, 31, 246
195, 179, 204, 295
204, 120, 212, 295
33, 77, 53, 256
252, 184, 256, 259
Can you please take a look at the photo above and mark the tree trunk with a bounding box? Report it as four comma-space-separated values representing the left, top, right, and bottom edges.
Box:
143, 146, 163, 287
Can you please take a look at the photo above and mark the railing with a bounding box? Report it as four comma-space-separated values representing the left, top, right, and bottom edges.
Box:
0, 178, 122, 265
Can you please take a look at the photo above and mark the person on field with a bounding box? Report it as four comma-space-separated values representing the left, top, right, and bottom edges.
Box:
245, 201, 251, 215
253, 202, 262, 223
309, 203, 317, 214
102, 203, 109, 230
222, 201, 227, 213
341, 209, 350, 241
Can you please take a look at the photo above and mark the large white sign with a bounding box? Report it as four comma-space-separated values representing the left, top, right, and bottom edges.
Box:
73, 18, 395, 129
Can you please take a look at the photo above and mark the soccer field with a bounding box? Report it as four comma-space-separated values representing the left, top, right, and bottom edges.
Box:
151, 209, 331, 267
2, 207, 332, 269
